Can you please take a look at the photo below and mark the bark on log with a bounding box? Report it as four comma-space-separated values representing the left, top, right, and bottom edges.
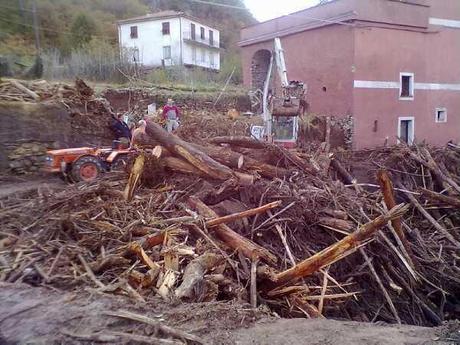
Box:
194, 144, 290, 179
330, 157, 355, 185
188, 196, 278, 265
159, 152, 254, 184
145, 120, 237, 181
420, 188, 460, 209
210, 135, 317, 174
272, 204, 409, 287
124, 154, 145, 202
206, 200, 281, 227
377, 170, 411, 253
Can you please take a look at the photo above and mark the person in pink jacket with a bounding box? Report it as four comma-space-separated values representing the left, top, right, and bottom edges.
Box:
162, 98, 180, 133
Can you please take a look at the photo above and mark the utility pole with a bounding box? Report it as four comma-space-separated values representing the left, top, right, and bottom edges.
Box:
32, 0, 41, 56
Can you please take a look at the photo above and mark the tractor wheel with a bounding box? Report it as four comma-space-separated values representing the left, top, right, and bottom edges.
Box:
71, 155, 103, 182
111, 154, 129, 173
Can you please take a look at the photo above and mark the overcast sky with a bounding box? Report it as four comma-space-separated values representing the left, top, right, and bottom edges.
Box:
245, 0, 320, 22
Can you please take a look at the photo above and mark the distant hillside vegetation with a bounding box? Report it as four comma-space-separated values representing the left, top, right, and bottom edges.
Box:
0, 0, 256, 83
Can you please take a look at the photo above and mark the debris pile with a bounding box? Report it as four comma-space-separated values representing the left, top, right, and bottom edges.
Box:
2, 118, 460, 331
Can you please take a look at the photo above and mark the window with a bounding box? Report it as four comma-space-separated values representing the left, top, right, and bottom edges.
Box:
191, 23, 196, 40
192, 47, 197, 63
130, 26, 138, 39
436, 108, 447, 123
162, 22, 170, 35
209, 30, 214, 46
398, 117, 415, 144
200, 27, 205, 40
163, 46, 171, 59
200, 48, 205, 63
400, 72, 414, 100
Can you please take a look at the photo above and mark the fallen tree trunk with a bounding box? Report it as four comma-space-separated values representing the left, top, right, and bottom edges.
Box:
210, 135, 317, 174
271, 204, 409, 287
145, 120, 238, 182
195, 144, 290, 179
157, 149, 254, 184
188, 196, 278, 265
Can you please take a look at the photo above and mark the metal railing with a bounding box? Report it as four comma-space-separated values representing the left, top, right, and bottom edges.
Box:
182, 31, 219, 47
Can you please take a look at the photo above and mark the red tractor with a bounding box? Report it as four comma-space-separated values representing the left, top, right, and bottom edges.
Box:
43, 142, 132, 182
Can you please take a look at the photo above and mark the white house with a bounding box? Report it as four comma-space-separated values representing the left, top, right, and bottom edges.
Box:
117, 10, 220, 70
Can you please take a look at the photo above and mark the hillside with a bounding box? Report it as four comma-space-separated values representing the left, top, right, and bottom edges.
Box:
0, 0, 256, 82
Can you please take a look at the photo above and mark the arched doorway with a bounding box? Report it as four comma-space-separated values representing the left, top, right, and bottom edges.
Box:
251, 49, 271, 91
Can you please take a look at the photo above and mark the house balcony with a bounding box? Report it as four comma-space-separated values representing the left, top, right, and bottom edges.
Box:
182, 31, 220, 50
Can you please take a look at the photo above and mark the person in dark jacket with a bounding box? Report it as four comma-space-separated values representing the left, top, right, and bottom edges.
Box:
110, 114, 132, 140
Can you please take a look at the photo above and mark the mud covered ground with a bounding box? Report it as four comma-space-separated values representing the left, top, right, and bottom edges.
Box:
1, 282, 458, 345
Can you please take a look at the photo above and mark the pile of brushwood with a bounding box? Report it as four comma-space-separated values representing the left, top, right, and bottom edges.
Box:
0, 78, 115, 143
2, 121, 460, 330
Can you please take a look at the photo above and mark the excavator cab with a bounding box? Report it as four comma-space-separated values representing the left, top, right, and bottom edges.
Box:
261, 38, 306, 148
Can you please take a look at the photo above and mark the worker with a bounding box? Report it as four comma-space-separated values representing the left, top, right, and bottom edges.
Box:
110, 114, 132, 141
162, 98, 180, 133
130, 119, 147, 148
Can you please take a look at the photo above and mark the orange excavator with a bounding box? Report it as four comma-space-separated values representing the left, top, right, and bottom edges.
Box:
43, 141, 132, 182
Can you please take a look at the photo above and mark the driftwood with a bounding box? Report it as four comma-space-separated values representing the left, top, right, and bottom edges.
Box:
399, 184, 460, 249
175, 253, 223, 300
330, 157, 355, 185
377, 170, 412, 256
420, 188, 460, 209
9, 80, 40, 100
124, 154, 145, 201
188, 196, 277, 265
271, 204, 409, 287
206, 200, 281, 227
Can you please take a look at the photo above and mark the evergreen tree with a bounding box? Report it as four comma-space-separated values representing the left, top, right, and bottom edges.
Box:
70, 13, 96, 48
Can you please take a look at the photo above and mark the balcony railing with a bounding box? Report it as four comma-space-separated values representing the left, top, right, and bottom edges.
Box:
182, 31, 219, 48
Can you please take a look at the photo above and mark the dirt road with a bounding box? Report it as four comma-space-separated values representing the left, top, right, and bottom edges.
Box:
0, 283, 456, 345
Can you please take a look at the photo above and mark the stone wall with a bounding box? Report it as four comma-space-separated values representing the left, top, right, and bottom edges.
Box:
0, 101, 112, 173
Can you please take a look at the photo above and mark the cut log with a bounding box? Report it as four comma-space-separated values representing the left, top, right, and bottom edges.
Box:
188, 196, 277, 265
272, 204, 409, 287
145, 121, 238, 181
175, 253, 223, 300
420, 188, 460, 209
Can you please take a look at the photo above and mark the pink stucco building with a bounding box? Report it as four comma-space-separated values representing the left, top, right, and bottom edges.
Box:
239, 0, 460, 149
